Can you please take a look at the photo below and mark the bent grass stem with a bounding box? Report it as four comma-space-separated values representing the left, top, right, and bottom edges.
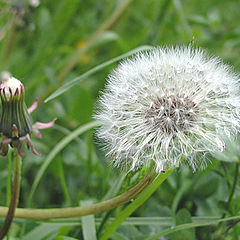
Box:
0, 169, 155, 220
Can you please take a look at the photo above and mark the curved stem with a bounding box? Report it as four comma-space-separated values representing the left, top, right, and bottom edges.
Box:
100, 169, 174, 240
0, 151, 21, 239
0, 169, 155, 220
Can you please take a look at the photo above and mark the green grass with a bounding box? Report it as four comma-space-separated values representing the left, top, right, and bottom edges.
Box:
0, 0, 240, 239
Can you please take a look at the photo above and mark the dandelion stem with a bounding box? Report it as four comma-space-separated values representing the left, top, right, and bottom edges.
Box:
0, 168, 155, 220
100, 169, 174, 240
6, 148, 13, 206
0, 150, 21, 239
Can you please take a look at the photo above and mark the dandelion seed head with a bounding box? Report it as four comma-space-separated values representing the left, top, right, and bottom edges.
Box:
95, 46, 240, 173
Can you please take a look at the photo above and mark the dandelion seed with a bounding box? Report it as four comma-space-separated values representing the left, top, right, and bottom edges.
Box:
95, 46, 240, 173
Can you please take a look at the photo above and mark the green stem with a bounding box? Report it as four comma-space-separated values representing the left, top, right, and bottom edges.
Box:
0, 169, 155, 220
97, 209, 113, 238
100, 169, 174, 240
0, 150, 21, 239
227, 163, 239, 211
221, 163, 239, 219
6, 149, 13, 206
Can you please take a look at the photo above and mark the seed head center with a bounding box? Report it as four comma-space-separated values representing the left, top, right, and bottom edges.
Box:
146, 95, 198, 133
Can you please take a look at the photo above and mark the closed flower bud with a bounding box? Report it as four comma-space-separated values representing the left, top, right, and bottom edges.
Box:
0, 76, 32, 138
0, 75, 56, 156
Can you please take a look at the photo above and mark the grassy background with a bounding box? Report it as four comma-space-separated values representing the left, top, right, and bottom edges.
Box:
0, 0, 240, 239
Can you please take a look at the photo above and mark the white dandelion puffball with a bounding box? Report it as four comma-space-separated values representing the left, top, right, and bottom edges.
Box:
95, 46, 240, 173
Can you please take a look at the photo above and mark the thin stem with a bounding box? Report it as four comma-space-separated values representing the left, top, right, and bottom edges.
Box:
6, 148, 13, 206
227, 163, 239, 210
0, 169, 155, 220
214, 163, 239, 239
221, 163, 239, 218
0, 151, 21, 239
57, 158, 71, 207
97, 210, 113, 237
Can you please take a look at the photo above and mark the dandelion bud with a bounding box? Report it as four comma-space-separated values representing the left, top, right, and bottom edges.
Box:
0, 75, 56, 156
0, 77, 32, 138
95, 46, 240, 173
29, 0, 40, 8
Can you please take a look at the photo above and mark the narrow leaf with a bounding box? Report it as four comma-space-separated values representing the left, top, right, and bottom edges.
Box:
23, 224, 60, 240
80, 200, 97, 240
28, 121, 100, 205
100, 169, 174, 240
44, 45, 152, 103
146, 215, 240, 240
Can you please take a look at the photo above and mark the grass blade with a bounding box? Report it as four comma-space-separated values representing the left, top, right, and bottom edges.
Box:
28, 120, 100, 205
146, 215, 240, 240
23, 224, 61, 240
80, 200, 97, 240
44, 45, 152, 103
100, 169, 174, 240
